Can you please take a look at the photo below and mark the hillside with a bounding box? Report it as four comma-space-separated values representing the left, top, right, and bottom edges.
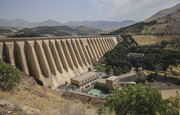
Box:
0, 26, 102, 38
149, 3, 180, 19
0, 73, 104, 115
0, 19, 61, 28
64, 20, 136, 30
109, 10, 180, 35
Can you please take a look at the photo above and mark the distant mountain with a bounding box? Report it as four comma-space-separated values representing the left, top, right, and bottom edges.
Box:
34, 20, 61, 27
0, 19, 34, 27
0, 19, 136, 30
149, 3, 180, 19
0, 19, 61, 28
64, 20, 136, 30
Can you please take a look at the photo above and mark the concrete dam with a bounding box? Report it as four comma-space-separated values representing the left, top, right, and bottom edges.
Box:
0, 36, 118, 88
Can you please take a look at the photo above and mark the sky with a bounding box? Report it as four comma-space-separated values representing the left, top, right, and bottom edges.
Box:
0, 0, 179, 23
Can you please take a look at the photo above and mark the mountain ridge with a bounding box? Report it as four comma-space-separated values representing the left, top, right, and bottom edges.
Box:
149, 3, 180, 20
0, 19, 136, 30
108, 3, 180, 35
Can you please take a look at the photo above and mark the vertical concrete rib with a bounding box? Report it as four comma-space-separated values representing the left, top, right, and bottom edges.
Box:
103, 38, 110, 51
55, 40, 68, 72
101, 38, 108, 52
25, 41, 42, 79
61, 40, 80, 75
49, 40, 63, 73
112, 36, 118, 45
61, 40, 73, 70
110, 38, 115, 46
66, 40, 78, 69
93, 39, 103, 57
75, 39, 87, 66
107, 38, 112, 49
35, 40, 50, 78
56, 39, 76, 81
71, 39, 83, 67
14, 41, 29, 75
4, 42, 15, 65
87, 39, 98, 61
90, 39, 100, 59
80, 39, 92, 65
105, 38, 111, 50
109, 38, 114, 48
66, 39, 85, 74
97, 38, 105, 55
42, 40, 57, 75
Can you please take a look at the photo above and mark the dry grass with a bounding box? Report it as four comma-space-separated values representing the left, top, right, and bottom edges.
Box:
132, 35, 180, 46
143, 65, 180, 79
0, 76, 112, 115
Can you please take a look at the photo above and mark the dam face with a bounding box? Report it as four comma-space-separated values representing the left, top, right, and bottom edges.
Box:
0, 36, 118, 88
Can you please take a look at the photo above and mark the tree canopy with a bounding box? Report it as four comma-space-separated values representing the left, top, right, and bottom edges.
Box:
99, 84, 179, 115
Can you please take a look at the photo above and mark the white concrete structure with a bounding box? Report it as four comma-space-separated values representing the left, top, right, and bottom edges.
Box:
0, 36, 119, 88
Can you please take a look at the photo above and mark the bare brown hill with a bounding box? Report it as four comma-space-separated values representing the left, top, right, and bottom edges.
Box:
109, 10, 180, 35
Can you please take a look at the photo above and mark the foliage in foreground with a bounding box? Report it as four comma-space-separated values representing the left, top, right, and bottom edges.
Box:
0, 59, 21, 91
98, 84, 179, 115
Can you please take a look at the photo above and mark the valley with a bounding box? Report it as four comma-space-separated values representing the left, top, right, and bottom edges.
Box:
0, 2, 180, 115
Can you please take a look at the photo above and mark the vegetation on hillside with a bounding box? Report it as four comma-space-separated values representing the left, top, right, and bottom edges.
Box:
98, 84, 179, 115
7, 26, 102, 37
108, 20, 157, 35
0, 59, 21, 91
104, 35, 180, 76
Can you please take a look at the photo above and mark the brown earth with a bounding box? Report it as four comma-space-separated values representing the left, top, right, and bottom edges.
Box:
0, 73, 113, 115
132, 35, 180, 46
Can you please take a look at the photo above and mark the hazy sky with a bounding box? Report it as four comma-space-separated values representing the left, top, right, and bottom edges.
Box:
0, 0, 179, 22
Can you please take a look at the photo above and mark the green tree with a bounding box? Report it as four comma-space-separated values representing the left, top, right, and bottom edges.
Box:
113, 66, 122, 76
135, 75, 147, 84
122, 66, 129, 74
100, 84, 178, 115
147, 72, 158, 82
105, 67, 111, 76
0, 59, 21, 91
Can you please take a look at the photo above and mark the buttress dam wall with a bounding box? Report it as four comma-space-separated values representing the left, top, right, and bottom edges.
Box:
0, 36, 118, 88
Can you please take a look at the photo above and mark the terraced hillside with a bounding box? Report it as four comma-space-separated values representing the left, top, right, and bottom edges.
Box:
132, 35, 180, 46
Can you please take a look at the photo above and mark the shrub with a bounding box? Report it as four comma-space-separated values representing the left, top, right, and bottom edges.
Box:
100, 84, 179, 115
135, 75, 147, 84
0, 59, 21, 91
147, 72, 158, 82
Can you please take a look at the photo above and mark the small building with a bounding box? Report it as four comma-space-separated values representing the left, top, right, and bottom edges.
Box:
106, 76, 119, 90
70, 72, 100, 91
96, 76, 119, 90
